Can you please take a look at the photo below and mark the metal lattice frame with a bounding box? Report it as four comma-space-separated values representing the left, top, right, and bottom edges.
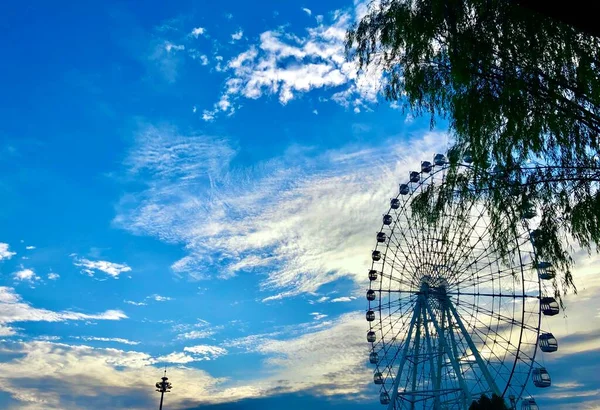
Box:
367, 162, 542, 409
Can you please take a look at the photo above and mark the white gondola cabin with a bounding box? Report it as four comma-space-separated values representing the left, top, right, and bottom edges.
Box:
539, 332, 558, 352
541, 297, 559, 316
532, 367, 551, 387
521, 398, 539, 410
539, 265, 556, 280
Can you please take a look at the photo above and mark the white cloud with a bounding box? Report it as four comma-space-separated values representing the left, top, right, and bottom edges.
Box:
75, 337, 139, 346
124, 300, 147, 306
183, 344, 228, 359
156, 351, 198, 364
115, 124, 448, 300
302, 7, 312, 16
203, 3, 381, 119
73, 257, 131, 278
164, 42, 185, 53
231, 29, 243, 41
330, 296, 356, 303
13, 268, 39, 283
226, 312, 371, 396
0, 243, 16, 260
0, 287, 127, 325
190, 27, 206, 38
25, 245, 36, 250
0, 340, 253, 409
47, 273, 59, 280
310, 312, 328, 320
150, 294, 172, 302
177, 330, 215, 340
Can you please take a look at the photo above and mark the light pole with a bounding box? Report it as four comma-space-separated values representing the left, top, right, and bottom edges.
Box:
155, 369, 172, 410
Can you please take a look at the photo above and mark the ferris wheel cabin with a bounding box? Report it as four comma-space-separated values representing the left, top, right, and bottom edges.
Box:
421, 161, 432, 173
539, 332, 558, 353
433, 153, 446, 166
379, 392, 390, 405
399, 184, 410, 195
521, 398, 539, 410
369, 351, 378, 364
366, 310, 375, 322
541, 297, 560, 316
532, 367, 552, 388
368, 269, 378, 281
536, 262, 556, 280
372, 250, 381, 261
383, 214, 392, 225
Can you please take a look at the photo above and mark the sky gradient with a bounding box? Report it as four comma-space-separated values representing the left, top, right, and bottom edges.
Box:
0, 0, 599, 409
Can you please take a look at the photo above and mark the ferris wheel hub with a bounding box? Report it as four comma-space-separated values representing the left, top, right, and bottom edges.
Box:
419, 275, 449, 302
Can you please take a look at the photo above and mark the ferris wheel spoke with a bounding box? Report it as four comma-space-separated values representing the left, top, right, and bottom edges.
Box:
435, 207, 489, 284
452, 298, 540, 334
377, 271, 418, 290
451, 234, 530, 286
452, 303, 538, 387
451, 266, 522, 291
447, 291, 539, 299
383, 237, 422, 284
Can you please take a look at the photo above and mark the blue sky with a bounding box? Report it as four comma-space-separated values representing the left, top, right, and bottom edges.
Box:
0, 0, 599, 409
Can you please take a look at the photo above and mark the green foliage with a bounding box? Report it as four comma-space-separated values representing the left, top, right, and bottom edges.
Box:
347, 0, 600, 296
469, 394, 510, 410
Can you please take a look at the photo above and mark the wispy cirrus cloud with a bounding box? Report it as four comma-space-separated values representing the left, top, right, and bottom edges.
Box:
115, 124, 448, 300
73, 257, 131, 278
74, 336, 140, 346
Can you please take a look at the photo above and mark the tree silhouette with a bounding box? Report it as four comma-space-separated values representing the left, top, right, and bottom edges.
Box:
469, 394, 510, 410
347, 0, 600, 297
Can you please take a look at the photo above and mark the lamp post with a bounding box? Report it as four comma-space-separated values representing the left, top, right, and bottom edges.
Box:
155, 369, 172, 410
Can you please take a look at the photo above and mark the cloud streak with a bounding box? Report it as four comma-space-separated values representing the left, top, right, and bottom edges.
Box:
115, 124, 448, 300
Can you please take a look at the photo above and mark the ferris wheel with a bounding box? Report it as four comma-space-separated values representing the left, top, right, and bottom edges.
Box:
366, 153, 560, 410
